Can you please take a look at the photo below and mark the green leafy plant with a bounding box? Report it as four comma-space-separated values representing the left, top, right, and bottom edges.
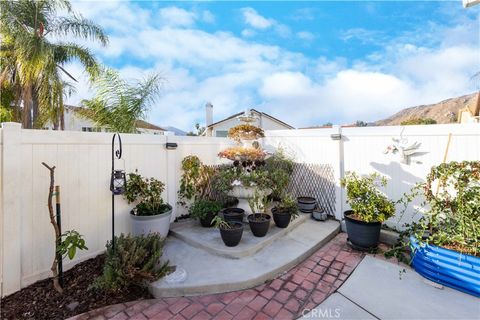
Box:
262, 150, 294, 200
387, 161, 480, 260
124, 171, 171, 216
92, 233, 172, 291
0, 0, 107, 129
340, 172, 395, 223
189, 199, 222, 220
212, 216, 235, 230
248, 189, 270, 215
276, 194, 299, 217
178, 155, 213, 205
57, 230, 88, 260
79, 68, 162, 133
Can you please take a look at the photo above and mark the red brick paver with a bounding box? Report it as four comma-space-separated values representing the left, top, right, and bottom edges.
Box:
69, 233, 364, 320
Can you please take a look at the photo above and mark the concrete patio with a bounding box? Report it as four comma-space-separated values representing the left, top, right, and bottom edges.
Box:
150, 217, 340, 297
301, 256, 479, 320
69, 233, 479, 320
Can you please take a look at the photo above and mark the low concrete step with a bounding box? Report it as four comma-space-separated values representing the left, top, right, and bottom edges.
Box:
169, 213, 309, 259
150, 219, 340, 298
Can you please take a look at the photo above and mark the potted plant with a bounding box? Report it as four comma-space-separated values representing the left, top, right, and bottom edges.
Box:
124, 171, 172, 238
271, 193, 299, 228
404, 161, 480, 297
189, 199, 222, 227
247, 191, 271, 237
297, 196, 316, 213
340, 172, 395, 250
222, 207, 245, 223
212, 216, 244, 247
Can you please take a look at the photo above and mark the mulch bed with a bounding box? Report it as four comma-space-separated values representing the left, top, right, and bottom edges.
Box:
0, 255, 153, 320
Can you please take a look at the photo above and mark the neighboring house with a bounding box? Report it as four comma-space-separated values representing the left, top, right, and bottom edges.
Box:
45, 105, 167, 134
204, 103, 294, 137
457, 92, 480, 124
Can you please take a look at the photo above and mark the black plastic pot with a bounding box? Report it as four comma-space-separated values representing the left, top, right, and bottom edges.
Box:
344, 210, 381, 250
199, 211, 217, 228
297, 197, 316, 213
271, 207, 292, 228
223, 208, 245, 223
248, 213, 271, 237
219, 222, 244, 247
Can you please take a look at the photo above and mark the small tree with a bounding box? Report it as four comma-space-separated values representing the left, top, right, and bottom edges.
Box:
42, 162, 87, 293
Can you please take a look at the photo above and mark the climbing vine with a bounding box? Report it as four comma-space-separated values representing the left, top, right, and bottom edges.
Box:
386, 161, 480, 260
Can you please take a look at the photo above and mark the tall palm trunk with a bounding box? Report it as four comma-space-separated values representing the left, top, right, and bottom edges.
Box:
32, 89, 40, 128
60, 104, 65, 130
22, 86, 33, 128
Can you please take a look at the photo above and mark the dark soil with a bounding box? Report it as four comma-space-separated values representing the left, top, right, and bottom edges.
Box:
0, 255, 153, 320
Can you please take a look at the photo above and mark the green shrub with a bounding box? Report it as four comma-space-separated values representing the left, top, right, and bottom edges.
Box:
178, 155, 213, 204
401, 118, 437, 125
189, 199, 222, 219
92, 233, 172, 291
275, 193, 299, 216
124, 171, 171, 216
340, 172, 395, 223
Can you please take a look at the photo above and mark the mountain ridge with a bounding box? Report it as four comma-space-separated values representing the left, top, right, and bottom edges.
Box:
376, 92, 478, 125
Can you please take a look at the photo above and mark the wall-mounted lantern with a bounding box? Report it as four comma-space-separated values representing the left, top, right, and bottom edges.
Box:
166, 142, 178, 150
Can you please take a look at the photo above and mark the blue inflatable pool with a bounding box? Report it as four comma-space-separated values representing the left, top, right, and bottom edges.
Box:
410, 236, 480, 297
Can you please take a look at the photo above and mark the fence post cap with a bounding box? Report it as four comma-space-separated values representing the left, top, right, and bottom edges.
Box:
1, 122, 22, 129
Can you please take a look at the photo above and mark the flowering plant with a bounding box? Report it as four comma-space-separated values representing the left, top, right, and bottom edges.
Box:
228, 124, 265, 142
218, 146, 267, 162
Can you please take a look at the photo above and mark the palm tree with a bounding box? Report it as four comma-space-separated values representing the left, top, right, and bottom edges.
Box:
79, 68, 163, 133
0, 0, 107, 129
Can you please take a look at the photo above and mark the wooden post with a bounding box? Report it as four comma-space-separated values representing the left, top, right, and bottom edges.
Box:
41, 162, 63, 293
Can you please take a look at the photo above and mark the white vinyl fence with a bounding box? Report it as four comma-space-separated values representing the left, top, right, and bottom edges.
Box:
1, 122, 479, 297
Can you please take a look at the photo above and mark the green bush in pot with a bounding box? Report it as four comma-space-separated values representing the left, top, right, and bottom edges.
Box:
272, 193, 299, 228
189, 199, 222, 227
124, 171, 172, 237
340, 172, 395, 249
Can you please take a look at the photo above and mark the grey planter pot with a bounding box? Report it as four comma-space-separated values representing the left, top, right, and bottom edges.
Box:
344, 210, 381, 250
130, 206, 172, 238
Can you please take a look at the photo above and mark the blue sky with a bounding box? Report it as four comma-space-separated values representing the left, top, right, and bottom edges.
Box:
67, 1, 480, 130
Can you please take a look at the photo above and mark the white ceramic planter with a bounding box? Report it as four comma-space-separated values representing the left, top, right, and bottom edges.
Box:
228, 186, 271, 215
130, 207, 172, 238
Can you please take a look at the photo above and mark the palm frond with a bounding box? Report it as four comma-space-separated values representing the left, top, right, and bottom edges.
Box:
54, 14, 108, 46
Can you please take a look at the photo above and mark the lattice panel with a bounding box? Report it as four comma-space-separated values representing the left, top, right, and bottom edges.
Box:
204, 163, 336, 216
286, 163, 336, 216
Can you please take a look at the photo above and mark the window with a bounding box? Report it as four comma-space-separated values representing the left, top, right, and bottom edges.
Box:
216, 130, 228, 137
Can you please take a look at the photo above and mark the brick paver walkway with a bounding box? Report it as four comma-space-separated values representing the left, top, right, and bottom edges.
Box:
70, 233, 364, 320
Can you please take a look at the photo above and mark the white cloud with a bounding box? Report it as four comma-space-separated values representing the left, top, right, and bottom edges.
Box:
241, 7, 275, 29
159, 7, 197, 27
260, 72, 313, 98
66, 2, 479, 130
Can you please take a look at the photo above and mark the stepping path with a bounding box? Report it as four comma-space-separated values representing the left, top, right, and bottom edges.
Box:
69, 233, 364, 320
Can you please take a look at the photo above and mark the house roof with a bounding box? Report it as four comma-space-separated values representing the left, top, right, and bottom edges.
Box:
67, 105, 166, 131
457, 92, 480, 122
135, 120, 166, 131
207, 109, 294, 129
300, 124, 358, 129
468, 92, 480, 116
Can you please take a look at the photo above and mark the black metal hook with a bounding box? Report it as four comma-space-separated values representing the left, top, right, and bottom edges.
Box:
112, 133, 122, 163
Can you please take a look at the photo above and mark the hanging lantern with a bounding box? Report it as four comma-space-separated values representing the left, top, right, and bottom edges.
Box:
110, 169, 126, 195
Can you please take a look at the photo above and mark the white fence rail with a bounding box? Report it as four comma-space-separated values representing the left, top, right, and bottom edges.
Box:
1, 122, 479, 297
